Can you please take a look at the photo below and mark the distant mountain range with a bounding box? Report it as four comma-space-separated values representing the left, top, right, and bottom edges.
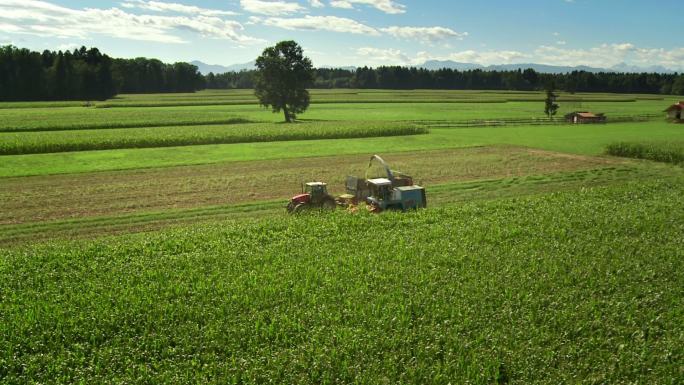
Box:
192, 59, 678, 75
191, 60, 255, 74
420, 60, 607, 73
420, 60, 679, 74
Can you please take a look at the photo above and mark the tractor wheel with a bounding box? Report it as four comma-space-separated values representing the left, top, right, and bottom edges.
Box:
322, 199, 337, 210
292, 203, 310, 214
286, 201, 296, 213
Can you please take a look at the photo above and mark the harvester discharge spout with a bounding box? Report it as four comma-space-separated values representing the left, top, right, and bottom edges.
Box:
366, 155, 394, 181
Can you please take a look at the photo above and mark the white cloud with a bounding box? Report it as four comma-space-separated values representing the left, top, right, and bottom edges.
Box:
239, 0, 304, 15
330, 1, 354, 9
330, 0, 406, 14
0, 0, 261, 44
633, 47, 684, 70
56, 42, 81, 51
528, 43, 684, 70
260, 15, 380, 35
356, 47, 411, 65
444, 50, 528, 65
252, 15, 464, 43
120, 0, 238, 16
309, 0, 325, 8
534, 43, 636, 67
380, 26, 468, 43
356, 47, 529, 66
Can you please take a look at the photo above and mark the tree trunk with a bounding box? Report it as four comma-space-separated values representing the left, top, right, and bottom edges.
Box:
283, 105, 291, 123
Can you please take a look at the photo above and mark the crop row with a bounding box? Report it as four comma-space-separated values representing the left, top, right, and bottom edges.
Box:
606, 141, 684, 164
0, 122, 427, 155
0, 114, 254, 133
1, 179, 682, 383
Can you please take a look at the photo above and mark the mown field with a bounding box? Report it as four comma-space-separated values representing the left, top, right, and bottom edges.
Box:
1, 89, 683, 383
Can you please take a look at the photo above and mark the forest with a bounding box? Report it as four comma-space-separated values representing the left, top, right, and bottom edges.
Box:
0, 46, 204, 101
2, 45, 683, 101
207, 66, 684, 95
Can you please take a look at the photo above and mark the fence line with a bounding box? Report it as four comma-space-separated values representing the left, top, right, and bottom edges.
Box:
415, 114, 661, 128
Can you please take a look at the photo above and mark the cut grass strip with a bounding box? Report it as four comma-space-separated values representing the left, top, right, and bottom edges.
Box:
0, 121, 427, 155
0, 117, 255, 133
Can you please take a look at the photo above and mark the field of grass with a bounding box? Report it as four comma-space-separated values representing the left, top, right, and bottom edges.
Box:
2, 89, 683, 383
1, 179, 682, 383
0, 92, 675, 132
95, 89, 669, 108
607, 141, 684, 165
2, 121, 681, 178
0, 121, 424, 155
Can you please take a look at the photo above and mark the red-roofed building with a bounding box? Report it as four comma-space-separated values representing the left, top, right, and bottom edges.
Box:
564, 111, 607, 124
664, 101, 684, 121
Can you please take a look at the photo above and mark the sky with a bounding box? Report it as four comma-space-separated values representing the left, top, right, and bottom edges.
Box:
1, 0, 683, 70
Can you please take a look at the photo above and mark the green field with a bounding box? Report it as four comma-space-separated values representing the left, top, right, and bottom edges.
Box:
1, 89, 683, 383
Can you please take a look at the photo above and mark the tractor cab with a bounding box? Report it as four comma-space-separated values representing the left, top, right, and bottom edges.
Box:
367, 178, 392, 199
304, 182, 329, 202
366, 178, 393, 210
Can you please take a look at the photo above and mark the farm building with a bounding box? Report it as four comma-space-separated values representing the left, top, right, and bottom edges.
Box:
564, 112, 607, 124
664, 101, 684, 121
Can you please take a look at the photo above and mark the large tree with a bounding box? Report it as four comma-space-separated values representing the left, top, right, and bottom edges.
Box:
254, 41, 314, 123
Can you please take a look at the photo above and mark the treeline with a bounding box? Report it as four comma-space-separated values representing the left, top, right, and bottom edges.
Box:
3, 45, 684, 101
0, 45, 204, 101
204, 72, 255, 90
206, 66, 684, 95
113, 58, 203, 94
0, 45, 115, 101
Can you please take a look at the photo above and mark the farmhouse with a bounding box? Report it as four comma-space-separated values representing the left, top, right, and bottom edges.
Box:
564, 112, 607, 124
664, 101, 684, 121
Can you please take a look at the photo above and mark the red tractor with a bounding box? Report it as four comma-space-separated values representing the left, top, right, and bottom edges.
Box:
286, 182, 337, 214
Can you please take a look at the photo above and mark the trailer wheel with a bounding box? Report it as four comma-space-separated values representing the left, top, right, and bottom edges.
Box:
368, 203, 382, 214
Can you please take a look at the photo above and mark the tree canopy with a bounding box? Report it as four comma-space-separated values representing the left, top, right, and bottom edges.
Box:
254, 41, 315, 123
0, 45, 204, 101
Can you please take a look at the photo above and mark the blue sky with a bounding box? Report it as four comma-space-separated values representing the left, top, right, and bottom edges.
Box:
1, 0, 682, 70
